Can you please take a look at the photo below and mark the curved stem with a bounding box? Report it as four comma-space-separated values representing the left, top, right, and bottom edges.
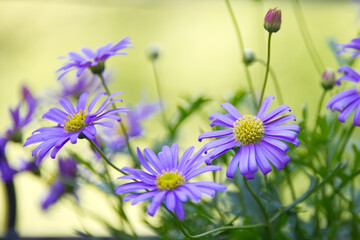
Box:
243, 176, 272, 240
259, 33, 273, 108
255, 58, 283, 105
284, 166, 296, 201
291, 0, 325, 75
170, 210, 265, 239
151, 60, 170, 130
97, 73, 137, 166
84, 136, 127, 175
224, 0, 257, 108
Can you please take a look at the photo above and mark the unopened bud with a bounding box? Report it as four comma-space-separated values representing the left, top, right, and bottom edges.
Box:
147, 43, 162, 61
321, 68, 336, 90
243, 49, 256, 66
264, 8, 282, 33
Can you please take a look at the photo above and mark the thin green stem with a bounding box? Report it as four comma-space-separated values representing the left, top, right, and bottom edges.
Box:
338, 125, 356, 161
284, 166, 296, 201
243, 176, 272, 240
224, 0, 257, 108
259, 33, 272, 108
84, 136, 127, 175
291, 0, 325, 75
255, 58, 283, 105
97, 73, 138, 166
310, 89, 327, 142
170, 210, 265, 239
151, 60, 170, 130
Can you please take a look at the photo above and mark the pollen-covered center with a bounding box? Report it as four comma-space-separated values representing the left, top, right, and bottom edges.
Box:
156, 170, 185, 190
63, 109, 87, 133
233, 115, 264, 145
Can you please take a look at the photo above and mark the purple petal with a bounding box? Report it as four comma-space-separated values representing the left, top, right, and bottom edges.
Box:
257, 96, 274, 119
198, 129, 233, 141
165, 191, 176, 210
221, 103, 242, 119
147, 191, 166, 216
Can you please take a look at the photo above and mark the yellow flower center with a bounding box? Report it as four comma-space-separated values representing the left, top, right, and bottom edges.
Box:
357, 82, 360, 93
156, 170, 185, 190
63, 109, 87, 133
233, 115, 264, 145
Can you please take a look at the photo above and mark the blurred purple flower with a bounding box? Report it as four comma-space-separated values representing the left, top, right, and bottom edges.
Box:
58, 69, 110, 100
327, 66, 360, 126
198, 96, 300, 179
0, 87, 37, 182
6, 86, 37, 143
337, 36, 360, 58
24, 91, 130, 165
56, 37, 132, 79
0, 137, 17, 183
116, 143, 226, 220
42, 157, 77, 210
102, 100, 161, 150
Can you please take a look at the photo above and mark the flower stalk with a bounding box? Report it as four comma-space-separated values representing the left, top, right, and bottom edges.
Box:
224, 0, 257, 108
97, 73, 138, 165
259, 33, 273, 107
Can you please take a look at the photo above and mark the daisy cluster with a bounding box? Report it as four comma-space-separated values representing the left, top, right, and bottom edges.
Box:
18, 30, 304, 220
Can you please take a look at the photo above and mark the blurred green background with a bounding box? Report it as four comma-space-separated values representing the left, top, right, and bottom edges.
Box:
0, 0, 358, 237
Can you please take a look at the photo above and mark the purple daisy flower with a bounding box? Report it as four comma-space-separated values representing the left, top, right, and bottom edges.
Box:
102, 99, 161, 150
56, 37, 132, 79
24, 91, 130, 165
198, 96, 300, 179
327, 66, 360, 126
42, 157, 77, 210
115, 143, 226, 220
337, 36, 360, 58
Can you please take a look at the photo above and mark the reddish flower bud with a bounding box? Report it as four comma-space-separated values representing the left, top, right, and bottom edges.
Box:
264, 8, 282, 33
321, 68, 336, 90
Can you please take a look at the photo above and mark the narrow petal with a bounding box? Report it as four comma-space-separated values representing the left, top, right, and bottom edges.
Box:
226, 148, 241, 178
239, 145, 250, 175
147, 191, 166, 216
220, 102, 242, 119
76, 92, 89, 112
165, 191, 176, 211
198, 129, 233, 141
257, 96, 274, 119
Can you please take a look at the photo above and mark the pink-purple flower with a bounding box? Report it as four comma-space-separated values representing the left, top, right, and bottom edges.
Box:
56, 37, 132, 79
199, 96, 300, 179
115, 144, 226, 220
327, 66, 360, 126
24, 91, 130, 165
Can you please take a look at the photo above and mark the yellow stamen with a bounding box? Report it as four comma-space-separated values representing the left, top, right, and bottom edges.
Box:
156, 170, 185, 190
233, 115, 264, 145
63, 109, 87, 133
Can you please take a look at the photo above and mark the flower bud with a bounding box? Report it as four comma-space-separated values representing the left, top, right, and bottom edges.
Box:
147, 43, 162, 61
243, 49, 256, 66
321, 68, 336, 90
264, 8, 282, 33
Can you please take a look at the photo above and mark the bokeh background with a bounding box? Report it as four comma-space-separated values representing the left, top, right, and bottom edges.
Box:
0, 0, 358, 237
